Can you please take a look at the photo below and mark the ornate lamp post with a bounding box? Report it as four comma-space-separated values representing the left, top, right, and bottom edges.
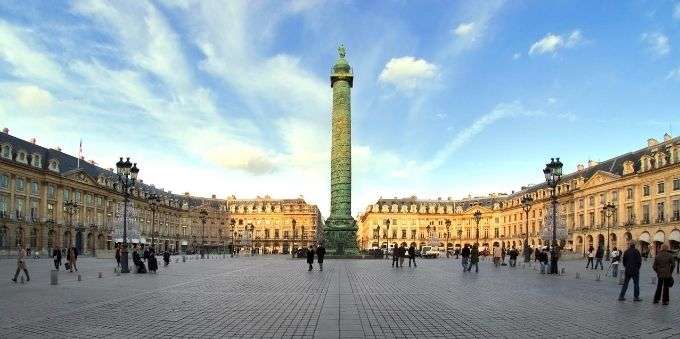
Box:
199, 209, 208, 259
148, 193, 160, 249
603, 202, 617, 261
291, 219, 297, 258
229, 218, 235, 257
445, 219, 451, 257
115, 157, 139, 273
426, 225, 431, 245
473, 210, 482, 246
249, 224, 255, 255
543, 157, 563, 275
384, 219, 391, 251
63, 200, 79, 248
521, 195, 534, 262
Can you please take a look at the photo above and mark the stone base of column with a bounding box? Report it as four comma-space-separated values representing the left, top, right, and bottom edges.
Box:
324, 217, 359, 257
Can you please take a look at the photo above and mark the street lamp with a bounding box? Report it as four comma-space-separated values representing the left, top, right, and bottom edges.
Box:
229, 218, 235, 257
199, 209, 208, 259
473, 210, 482, 246
543, 157, 563, 275
385, 219, 391, 251
291, 219, 297, 258
603, 201, 617, 261
148, 193, 160, 249
115, 157, 139, 273
249, 223, 255, 255
445, 219, 451, 257
63, 200, 79, 248
521, 195, 534, 262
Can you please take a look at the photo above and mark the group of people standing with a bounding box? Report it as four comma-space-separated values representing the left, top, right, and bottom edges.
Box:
390, 244, 417, 268
617, 242, 675, 305
115, 243, 171, 274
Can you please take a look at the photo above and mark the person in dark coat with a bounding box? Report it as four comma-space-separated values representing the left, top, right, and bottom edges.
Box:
461, 244, 470, 271
398, 244, 406, 268
147, 247, 158, 273
52, 245, 62, 270
132, 244, 147, 274
619, 241, 642, 301
594, 246, 604, 270
391, 245, 399, 268
306, 245, 315, 271
142, 245, 149, 263
652, 243, 675, 305
163, 249, 171, 267
508, 246, 518, 267
408, 245, 417, 267
115, 244, 121, 269
316, 244, 326, 271
467, 245, 479, 273
550, 246, 560, 274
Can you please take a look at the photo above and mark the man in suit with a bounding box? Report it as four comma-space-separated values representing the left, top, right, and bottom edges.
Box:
619, 241, 642, 301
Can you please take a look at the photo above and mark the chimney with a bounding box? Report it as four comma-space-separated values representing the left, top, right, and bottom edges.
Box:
57, 147, 62, 152
1, 128, 8, 134
108, 168, 113, 171
211, 194, 216, 199
30, 138, 36, 144
577, 164, 584, 171
647, 138, 658, 147
663, 133, 672, 142
184, 192, 190, 196
587, 160, 598, 168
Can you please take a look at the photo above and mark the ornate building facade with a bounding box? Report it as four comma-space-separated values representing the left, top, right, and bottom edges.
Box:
0, 129, 322, 256
358, 134, 680, 256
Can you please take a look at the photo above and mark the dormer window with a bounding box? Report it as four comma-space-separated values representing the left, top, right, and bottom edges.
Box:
48, 159, 59, 172
0, 144, 10, 159
31, 154, 41, 167
16, 150, 27, 164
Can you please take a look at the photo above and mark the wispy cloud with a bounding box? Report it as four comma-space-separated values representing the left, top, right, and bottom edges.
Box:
641, 32, 670, 57
378, 56, 439, 91
667, 67, 680, 80
529, 30, 583, 56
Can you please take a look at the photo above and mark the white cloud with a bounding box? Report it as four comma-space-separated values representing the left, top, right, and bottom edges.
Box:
667, 67, 680, 80
0, 21, 66, 85
513, 52, 521, 60
453, 22, 476, 39
15, 85, 54, 109
378, 56, 439, 90
529, 30, 583, 56
674, 3, 680, 20
641, 32, 670, 57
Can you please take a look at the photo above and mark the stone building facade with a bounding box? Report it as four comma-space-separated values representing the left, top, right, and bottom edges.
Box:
0, 130, 322, 255
357, 134, 680, 256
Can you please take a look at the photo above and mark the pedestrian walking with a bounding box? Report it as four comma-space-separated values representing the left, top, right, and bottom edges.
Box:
461, 244, 470, 271
468, 244, 479, 273
52, 245, 62, 270
674, 248, 680, 274
11, 245, 30, 283
619, 241, 642, 302
391, 245, 399, 268
508, 246, 519, 267
162, 249, 171, 267
492, 245, 501, 267
66, 247, 76, 272
142, 244, 149, 263
539, 248, 549, 274
133, 244, 147, 274
534, 248, 540, 262
306, 245, 315, 271
594, 246, 604, 270
408, 244, 417, 267
317, 243, 326, 271
115, 244, 121, 268
610, 247, 620, 278
454, 248, 459, 259
398, 244, 406, 268
501, 246, 507, 265
147, 247, 158, 274
585, 246, 595, 269
652, 244, 675, 305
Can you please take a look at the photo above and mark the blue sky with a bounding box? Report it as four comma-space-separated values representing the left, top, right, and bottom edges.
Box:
1, 0, 679, 217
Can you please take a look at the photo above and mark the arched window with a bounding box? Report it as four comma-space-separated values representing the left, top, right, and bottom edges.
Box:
48, 159, 60, 172
31, 153, 41, 167
0, 144, 11, 159
16, 150, 28, 164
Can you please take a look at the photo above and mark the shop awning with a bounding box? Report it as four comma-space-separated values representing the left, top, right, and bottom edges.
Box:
654, 231, 665, 242
639, 232, 651, 243
670, 229, 680, 242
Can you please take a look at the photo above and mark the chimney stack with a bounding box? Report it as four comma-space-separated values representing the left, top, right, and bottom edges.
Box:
577, 164, 584, 171
663, 133, 672, 142
30, 138, 36, 144
587, 160, 598, 168
1, 128, 8, 134
212, 194, 216, 199
184, 192, 190, 196
56, 146, 62, 152
647, 138, 659, 147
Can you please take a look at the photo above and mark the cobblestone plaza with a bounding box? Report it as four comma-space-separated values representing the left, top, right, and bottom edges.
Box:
1, 256, 678, 338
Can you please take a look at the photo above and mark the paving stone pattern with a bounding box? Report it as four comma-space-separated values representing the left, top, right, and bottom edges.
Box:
0, 255, 678, 338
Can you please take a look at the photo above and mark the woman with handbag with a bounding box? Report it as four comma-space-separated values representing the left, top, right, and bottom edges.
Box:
652, 243, 675, 305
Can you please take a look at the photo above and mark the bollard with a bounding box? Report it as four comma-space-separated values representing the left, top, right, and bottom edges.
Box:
20, 276, 25, 284
98, 272, 103, 278
50, 270, 58, 285
595, 273, 601, 281
175, 258, 179, 263
575, 272, 580, 279
182, 255, 186, 262
77, 274, 82, 281
618, 271, 625, 285
561, 268, 566, 275
116, 269, 121, 276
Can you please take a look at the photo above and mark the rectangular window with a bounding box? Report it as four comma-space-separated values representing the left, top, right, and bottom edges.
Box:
47, 185, 55, 199
612, 190, 618, 202
15, 199, 24, 218
673, 178, 680, 191
658, 182, 665, 194
579, 199, 584, 208
626, 188, 633, 200
0, 195, 7, 215
589, 196, 594, 206
30, 200, 39, 221
0, 174, 8, 189
96, 196, 102, 206
672, 200, 680, 221
15, 178, 24, 192
626, 206, 634, 223
63, 189, 70, 201
642, 205, 650, 223
31, 181, 39, 195
589, 212, 595, 226
85, 194, 92, 205
578, 214, 584, 227
47, 203, 54, 220
401, 230, 406, 239
643, 185, 650, 196
75, 191, 81, 203
657, 203, 665, 222
599, 193, 605, 205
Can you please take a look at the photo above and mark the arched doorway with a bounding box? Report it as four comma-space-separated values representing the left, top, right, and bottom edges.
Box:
75, 230, 83, 254
653, 231, 665, 256
609, 233, 618, 251
597, 234, 605, 249
639, 232, 651, 258
623, 232, 632, 243
86, 232, 94, 255
30, 228, 38, 249
63, 231, 71, 248
575, 236, 583, 254
586, 235, 593, 250
97, 234, 106, 250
